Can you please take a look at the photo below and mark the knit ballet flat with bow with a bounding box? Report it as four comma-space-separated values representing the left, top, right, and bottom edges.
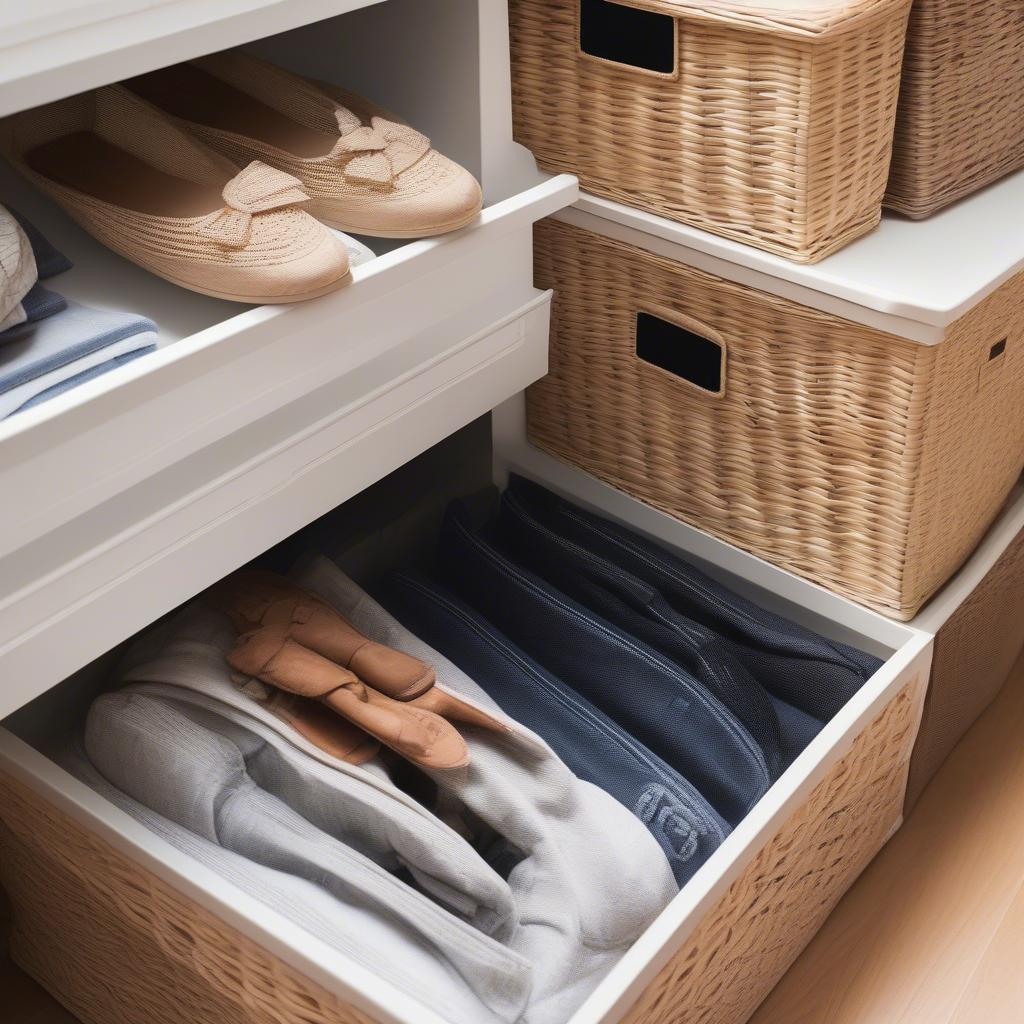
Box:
0, 86, 351, 303
126, 52, 483, 239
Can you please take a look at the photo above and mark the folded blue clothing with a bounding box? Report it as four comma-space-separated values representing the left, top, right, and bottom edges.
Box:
372, 570, 730, 887
15, 345, 155, 414
0, 300, 158, 418
497, 483, 788, 777
9, 207, 73, 280
502, 476, 883, 725
438, 499, 772, 826
18, 282, 67, 324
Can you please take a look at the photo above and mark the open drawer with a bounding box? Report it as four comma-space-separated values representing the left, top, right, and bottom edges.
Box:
0, 410, 933, 1024
0, 0, 576, 715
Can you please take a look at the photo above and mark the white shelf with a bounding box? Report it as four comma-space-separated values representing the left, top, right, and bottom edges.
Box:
0, 0, 393, 118
570, 168, 1024, 344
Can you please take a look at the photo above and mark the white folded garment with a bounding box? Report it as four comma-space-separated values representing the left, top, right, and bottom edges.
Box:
61, 740, 527, 1024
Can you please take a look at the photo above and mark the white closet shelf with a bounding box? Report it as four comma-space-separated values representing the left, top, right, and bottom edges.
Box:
0, 169, 576, 716
570, 166, 1024, 343
0, 0, 396, 118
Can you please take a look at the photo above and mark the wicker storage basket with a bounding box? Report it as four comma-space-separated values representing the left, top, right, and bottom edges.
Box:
885, 1, 1024, 219
0, 662, 924, 1024
509, 0, 912, 263
528, 216, 1024, 620
905, 487, 1024, 811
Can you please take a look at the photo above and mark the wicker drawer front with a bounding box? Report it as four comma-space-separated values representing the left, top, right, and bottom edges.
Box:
528, 217, 1024, 621
885, 0, 1024, 219
0, 679, 920, 1024
906, 492, 1024, 810
509, 0, 911, 263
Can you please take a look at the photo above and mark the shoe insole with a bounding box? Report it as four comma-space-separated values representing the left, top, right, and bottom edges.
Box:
27, 132, 225, 217
128, 63, 337, 159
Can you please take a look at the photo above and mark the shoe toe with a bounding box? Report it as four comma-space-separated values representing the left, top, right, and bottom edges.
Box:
258, 229, 352, 302
317, 153, 483, 238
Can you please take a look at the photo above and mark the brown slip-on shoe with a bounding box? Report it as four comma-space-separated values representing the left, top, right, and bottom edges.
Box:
210, 569, 513, 736
0, 86, 351, 303
228, 625, 470, 771
209, 570, 435, 699
233, 677, 381, 765
125, 52, 483, 239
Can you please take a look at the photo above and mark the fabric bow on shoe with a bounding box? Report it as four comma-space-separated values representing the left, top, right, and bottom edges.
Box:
331, 109, 431, 187
228, 625, 471, 771
198, 161, 310, 247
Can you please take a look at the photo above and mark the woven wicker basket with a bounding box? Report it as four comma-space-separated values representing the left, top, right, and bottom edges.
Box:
0, 674, 919, 1024
528, 217, 1024, 620
509, 0, 912, 263
885, 0, 1024, 219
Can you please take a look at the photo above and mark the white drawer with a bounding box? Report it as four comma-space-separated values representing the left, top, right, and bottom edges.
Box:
0, 400, 933, 1024
0, 285, 557, 718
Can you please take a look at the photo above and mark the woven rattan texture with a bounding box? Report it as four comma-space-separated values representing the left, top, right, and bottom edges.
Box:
509, 0, 909, 262
0, 773, 377, 1024
885, 1, 1024, 218
619, 680, 920, 1024
528, 219, 1024, 620
906, 525, 1024, 810
0, 676, 920, 1024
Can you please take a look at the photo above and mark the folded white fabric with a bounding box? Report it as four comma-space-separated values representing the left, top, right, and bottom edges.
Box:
60, 739, 526, 1024
296, 556, 677, 1024
81, 681, 530, 1024
0, 206, 37, 332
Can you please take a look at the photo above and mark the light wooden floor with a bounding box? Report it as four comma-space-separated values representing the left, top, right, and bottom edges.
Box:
5, 653, 1024, 1023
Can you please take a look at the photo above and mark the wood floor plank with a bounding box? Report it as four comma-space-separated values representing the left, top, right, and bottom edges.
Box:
948, 880, 1024, 1024
750, 651, 1024, 1024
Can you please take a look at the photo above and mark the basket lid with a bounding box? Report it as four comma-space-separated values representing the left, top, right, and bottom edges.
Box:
627, 0, 908, 41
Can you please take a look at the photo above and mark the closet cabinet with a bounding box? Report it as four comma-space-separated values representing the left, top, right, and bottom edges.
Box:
0, 3, 974, 1024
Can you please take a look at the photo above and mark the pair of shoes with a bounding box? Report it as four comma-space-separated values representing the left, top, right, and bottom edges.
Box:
0, 52, 483, 304
209, 570, 511, 771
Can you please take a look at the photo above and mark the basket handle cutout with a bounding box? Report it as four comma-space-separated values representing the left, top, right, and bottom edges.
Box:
635, 309, 725, 396
578, 0, 678, 77
979, 336, 1009, 390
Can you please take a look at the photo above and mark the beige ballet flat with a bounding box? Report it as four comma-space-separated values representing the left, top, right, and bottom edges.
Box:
0, 86, 351, 303
126, 51, 483, 239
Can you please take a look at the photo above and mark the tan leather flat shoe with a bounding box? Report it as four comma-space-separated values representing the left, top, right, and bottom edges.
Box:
0, 86, 352, 303
232, 677, 382, 765
209, 569, 513, 739
126, 51, 483, 239
228, 625, 471, 771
